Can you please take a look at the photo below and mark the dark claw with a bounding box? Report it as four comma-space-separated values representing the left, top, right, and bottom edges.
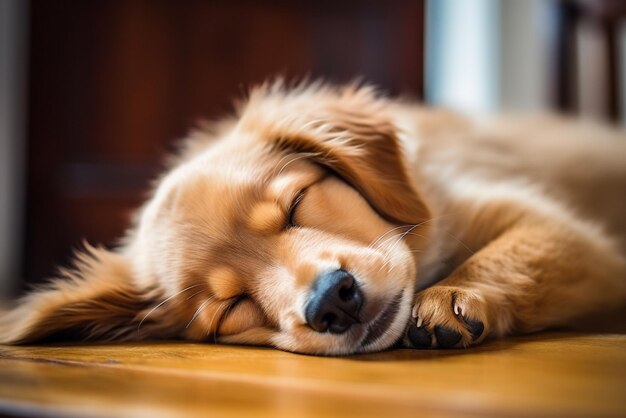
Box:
464, 319, 485, 340
407, 324, 432, 348
434, 325, 462, 348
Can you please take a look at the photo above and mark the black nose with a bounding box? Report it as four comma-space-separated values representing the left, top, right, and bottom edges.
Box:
305, 269, 363, 334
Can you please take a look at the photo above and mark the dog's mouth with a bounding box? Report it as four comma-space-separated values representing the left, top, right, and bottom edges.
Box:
359, 292, 403, 348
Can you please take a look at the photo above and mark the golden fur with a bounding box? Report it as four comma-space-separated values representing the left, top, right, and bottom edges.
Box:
2, 81, 626, 354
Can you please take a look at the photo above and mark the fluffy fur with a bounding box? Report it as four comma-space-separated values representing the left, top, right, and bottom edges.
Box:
2, 81, 626, 355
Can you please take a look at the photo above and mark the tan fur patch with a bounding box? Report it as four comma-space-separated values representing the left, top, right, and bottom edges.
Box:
208, 267, 241, 300
247, 202, 285, 234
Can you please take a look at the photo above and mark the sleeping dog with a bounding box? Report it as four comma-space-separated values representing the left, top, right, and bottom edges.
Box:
2, 82, 625, 355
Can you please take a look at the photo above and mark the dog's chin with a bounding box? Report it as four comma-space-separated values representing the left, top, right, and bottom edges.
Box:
356, 287, 413, 354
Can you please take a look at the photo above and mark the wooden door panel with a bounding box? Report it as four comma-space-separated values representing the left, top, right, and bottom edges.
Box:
23, 0, 424, 285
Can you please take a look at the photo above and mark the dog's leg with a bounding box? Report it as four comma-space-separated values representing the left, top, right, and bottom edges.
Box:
404, 216, 626, 349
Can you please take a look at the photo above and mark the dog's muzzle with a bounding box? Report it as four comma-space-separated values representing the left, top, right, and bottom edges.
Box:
305, 269, 363, 334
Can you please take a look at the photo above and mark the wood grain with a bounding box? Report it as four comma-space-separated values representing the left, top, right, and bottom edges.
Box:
0, 332, 625, 417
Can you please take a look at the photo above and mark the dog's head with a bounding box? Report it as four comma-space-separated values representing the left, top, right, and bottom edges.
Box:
2, 83, 430, 355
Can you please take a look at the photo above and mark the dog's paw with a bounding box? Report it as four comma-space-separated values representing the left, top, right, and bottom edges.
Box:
403, 286, 488, 349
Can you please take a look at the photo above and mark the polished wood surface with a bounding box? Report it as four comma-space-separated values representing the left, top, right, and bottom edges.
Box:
0, 332, 625, 418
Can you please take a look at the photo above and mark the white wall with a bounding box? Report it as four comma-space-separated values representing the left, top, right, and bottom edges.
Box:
0, 0, 28, 298
426, 0, 499, 114
426, 0, 550, 113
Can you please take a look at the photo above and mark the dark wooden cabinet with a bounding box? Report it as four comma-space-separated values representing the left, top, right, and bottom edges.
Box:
23, 0, 425, 285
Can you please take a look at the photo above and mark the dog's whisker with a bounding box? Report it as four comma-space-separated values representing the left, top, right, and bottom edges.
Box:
377, 229, 423, 254
412, 213, 475, 255
137, 284, 203, 334
185, 297, 214, 329
212, 298, 239, 342
368, 224, 416, 249
375, 214, 463, 273
379, 252, 395, 274
375, 215, 461, 274
368, 214, 454, 251
206, 300, 229, 341
376, 226, 421, 273
375, 233, 411, 265
442, 230, 475, 255
381, 250, 395, 274
394, 225, 419, 248
376, 240, 398, 269
367, 225, 404, 248
377, 231, 426, 249
185, 289, 207, 301
375, 212, 466, 255
408, 212, 461, 230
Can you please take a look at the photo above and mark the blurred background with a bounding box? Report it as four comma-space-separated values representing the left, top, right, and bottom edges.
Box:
0, 0, 624, 298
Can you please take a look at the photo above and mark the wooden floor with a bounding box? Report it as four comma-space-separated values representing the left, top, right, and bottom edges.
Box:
0, 332, 625, 418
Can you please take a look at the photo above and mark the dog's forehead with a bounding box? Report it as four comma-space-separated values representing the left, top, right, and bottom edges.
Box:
137, 138, 326, 283
134, 149, 272, 280
160, 141, 320, 228
165, 156, 268, 232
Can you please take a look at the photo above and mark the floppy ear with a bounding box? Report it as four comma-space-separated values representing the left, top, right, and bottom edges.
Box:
242, 83, 430, 225
0, 244, 171, 344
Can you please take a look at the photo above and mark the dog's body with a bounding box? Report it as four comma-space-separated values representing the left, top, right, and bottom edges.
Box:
2, 83, 626, 354
395, 107, 626, 346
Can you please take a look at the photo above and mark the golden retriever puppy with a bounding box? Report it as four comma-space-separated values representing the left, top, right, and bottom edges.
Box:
1, 82, 626, 355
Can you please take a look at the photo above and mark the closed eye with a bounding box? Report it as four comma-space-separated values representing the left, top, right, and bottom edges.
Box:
217, 295, 268, 336
214, 295, 248, 337
286, 189, 307, 228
